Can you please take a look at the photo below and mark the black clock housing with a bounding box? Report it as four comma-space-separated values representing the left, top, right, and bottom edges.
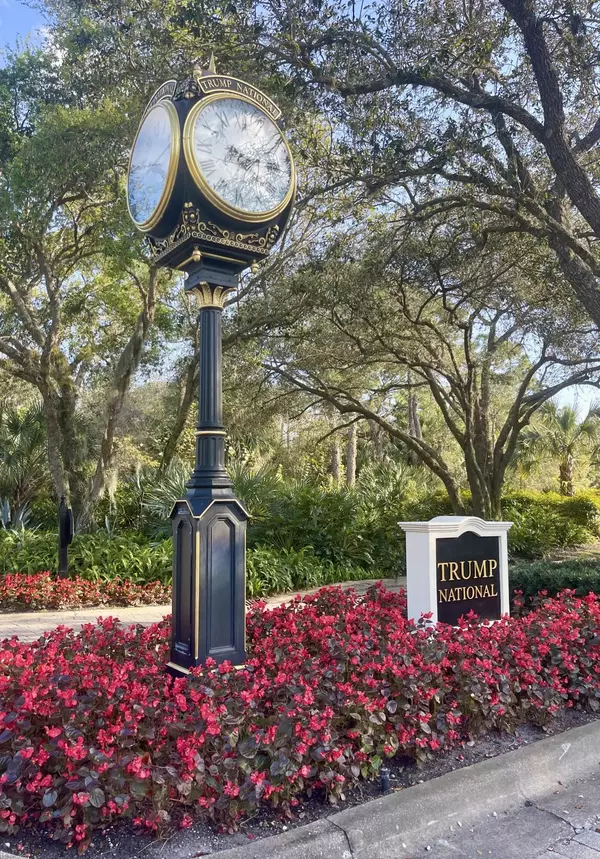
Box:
127, 70, 296, 290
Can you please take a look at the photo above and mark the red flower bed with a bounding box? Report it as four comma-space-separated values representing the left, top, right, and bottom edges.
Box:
0, 572, 170, 611
0, 584, 599, 852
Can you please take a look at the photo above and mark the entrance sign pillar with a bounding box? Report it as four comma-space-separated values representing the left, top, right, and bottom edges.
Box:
399, 516, 512, 626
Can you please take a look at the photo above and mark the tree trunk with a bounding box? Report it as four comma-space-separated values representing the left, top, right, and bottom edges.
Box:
545, 192, 600, 330
559, 454, 575, 496
58, 381, 87, 521
406, 384, 422, 466
160, 353, 199, 472
40, 386, 70, 503
368, 419, 384, 462
78, 268, 158, 529
346, 422, 357, 487
330, 439, 342, 485
462, 435, 491, 519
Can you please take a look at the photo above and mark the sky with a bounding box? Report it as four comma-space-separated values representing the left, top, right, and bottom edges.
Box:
1, 0, 45, 51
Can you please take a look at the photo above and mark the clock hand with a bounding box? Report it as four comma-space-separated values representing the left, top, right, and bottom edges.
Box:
155, 144, 171, 162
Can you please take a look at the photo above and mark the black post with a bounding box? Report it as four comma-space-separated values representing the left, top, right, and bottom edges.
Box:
168, 274, 248, 676
186, 297, 233, 496
58, 495, 73, 579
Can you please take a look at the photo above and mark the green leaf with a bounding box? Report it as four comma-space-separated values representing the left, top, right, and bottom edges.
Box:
42, 790, 58, 807
88, 788, 105, 808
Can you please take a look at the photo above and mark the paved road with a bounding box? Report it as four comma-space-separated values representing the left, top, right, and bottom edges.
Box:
407, 770, 600, 859
0, 577, 405, 642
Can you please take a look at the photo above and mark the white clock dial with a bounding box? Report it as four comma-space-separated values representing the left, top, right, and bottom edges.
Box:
189, 97, 293, 217
127, 103, 177, 228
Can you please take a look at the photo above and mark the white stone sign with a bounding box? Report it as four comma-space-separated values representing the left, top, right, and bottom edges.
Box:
399, 516, 512, 626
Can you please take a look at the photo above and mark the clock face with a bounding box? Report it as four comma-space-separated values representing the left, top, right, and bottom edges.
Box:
186, 96, 294, 219
127, 102, 179, 230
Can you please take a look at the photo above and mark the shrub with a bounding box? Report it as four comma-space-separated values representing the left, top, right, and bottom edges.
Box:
396, 489, 600, 558
0, 531, 172, 584
403, 489, 458, 522
510, 558, 600, 606
141, 462, 406, 573
246, 546, 377, 599
247, 545, 293, 597
0, 572, 170, 611
249, 484, 379, 567
0, 531, 378, 606
503, 491, 597, 557
0, 586, 599, 851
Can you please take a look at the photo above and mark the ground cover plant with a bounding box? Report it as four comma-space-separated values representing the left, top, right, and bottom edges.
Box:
0, 585, 599, 852
0, 572, 171, 611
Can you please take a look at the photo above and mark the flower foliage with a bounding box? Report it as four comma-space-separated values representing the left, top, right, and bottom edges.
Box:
0, 572, 170, 611
1, 585, 600, 852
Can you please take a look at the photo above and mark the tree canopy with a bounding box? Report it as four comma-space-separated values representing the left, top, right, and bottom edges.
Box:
4, 0, 600, 525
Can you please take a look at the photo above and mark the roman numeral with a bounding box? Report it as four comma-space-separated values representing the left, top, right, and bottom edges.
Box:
199, 159, 216, 175
215, 109, 230, 128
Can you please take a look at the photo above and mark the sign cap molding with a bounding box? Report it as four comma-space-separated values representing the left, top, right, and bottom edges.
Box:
399, 515, 513, 535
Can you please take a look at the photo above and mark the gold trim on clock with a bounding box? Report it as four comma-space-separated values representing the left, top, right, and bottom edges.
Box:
127, 100, 181, 234
183, 92, 296, 224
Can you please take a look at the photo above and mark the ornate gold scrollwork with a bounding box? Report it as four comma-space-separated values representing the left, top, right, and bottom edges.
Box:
144, 203, 281, 264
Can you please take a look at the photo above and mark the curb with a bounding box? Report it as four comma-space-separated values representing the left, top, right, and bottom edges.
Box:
213, 719, 600, 859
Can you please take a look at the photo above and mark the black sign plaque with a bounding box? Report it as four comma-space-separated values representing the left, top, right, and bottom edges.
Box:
436, 531, 501, 624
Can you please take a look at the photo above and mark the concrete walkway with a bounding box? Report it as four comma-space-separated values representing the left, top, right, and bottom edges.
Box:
0, 577, 405, 642
409, 770, 600, 859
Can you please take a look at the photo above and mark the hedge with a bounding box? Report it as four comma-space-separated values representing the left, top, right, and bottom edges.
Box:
503, 490, 600, 558
407, 490, 600, 559
2, 488, 600, 599
246, 545, 378, 599
510, 558, 600, 605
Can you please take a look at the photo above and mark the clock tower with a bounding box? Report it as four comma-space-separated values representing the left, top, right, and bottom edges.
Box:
127, 59, 295, 675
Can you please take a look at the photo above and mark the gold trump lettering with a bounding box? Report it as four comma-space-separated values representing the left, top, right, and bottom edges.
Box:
438, 559, 497, 582
198, 76, 282, 120
437, 557, 499, 604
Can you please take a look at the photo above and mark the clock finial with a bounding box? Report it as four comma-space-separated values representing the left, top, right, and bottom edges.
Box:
192, 59, 203, 82
192, 54, 217, 83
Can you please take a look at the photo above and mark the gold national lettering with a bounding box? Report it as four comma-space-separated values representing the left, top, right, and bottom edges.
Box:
437, 583, 498, 604
437, 556, 499, 604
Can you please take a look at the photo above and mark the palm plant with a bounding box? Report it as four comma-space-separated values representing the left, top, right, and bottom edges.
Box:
142, 459, 190, 525
0, 403, 47, 523
228, 459, 282, 519
518, 402, 600, 496
142, 457, 283, 527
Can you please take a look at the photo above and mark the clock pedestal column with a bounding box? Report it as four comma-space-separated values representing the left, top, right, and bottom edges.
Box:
167, 271, 248, 677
